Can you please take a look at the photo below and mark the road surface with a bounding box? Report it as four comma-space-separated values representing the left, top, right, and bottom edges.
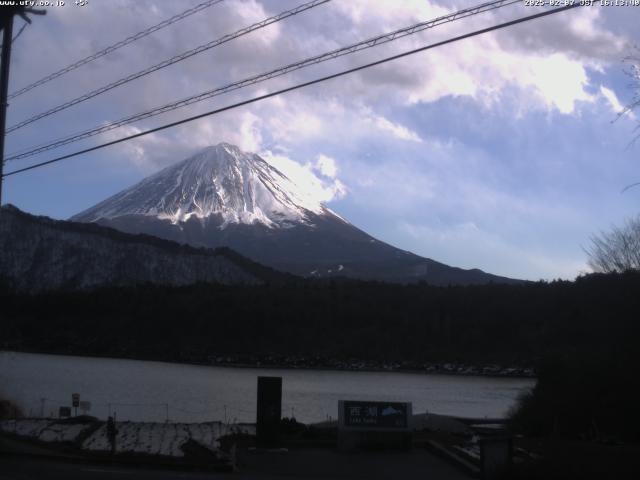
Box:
0, 448, 471, 480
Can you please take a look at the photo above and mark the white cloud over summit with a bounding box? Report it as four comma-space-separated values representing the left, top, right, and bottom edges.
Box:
263, 152, 347, 205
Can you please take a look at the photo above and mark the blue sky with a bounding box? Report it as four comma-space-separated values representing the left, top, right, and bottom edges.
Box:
3, 0, 639, 280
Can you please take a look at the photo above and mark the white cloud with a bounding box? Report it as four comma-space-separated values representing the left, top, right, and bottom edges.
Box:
522, 54, 594, 114
261, 152, 347, 205
315, 154, 338, 178
367, 113, 423, 142
399, 39, 595, 115
334, 0, 448, 29
599, 85, 629, 117
234, 0, 282, 46
268, 110, 325, 142
101, 125, 177, 172
328, 2, 623, 115
238, 111, 264, 152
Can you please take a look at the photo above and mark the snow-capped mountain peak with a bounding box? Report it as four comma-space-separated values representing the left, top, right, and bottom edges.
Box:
73, 143, 334, 228
70, 143, 518, 285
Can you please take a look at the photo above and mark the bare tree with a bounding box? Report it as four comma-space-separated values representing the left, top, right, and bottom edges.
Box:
618, 47, 639, 128
616, 48, 640, 193
586, 216, 640, 273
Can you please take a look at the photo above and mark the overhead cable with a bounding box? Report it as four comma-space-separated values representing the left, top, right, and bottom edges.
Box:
6, 0, 331, 133
6, 0, 519, 161
2, 3, 582, 178
8, 0, 225, 99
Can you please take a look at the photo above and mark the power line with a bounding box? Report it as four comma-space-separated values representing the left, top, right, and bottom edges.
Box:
3, 3, 581, 179
6, 0, 331, 134
7, 0, 224, 100
0, 21, 28, 50
6, 0, 519, 162
11, 21, 27, 43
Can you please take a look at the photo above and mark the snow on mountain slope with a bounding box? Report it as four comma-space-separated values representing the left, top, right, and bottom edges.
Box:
73, 143, 338, 228
71, 142, 520, 285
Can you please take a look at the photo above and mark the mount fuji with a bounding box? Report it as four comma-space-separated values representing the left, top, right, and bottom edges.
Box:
71, 143, 517, 285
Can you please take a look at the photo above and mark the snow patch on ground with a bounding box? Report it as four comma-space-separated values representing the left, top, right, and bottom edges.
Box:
38, 423, 88, 443
82, 421, 254, 457
0, 419, 90, 442
82, 422, 219, 457
1, 419, 254, 458
1, 419, 50, 437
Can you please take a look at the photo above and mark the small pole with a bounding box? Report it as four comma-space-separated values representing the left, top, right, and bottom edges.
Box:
107, 412, 118, 455
165, 403, 169, 423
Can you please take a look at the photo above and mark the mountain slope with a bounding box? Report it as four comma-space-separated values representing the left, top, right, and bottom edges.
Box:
72, 143, 519, 285
0, 205, 289, 292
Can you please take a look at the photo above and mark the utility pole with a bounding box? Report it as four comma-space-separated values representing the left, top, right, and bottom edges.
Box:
0, 10, 14, 206
0, 7, 45, 206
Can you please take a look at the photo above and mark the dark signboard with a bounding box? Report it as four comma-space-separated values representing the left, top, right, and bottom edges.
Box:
341, 400, 410, 429
72, 393, 80, 408
256, 376, 282, 447
59, 406, 71, 418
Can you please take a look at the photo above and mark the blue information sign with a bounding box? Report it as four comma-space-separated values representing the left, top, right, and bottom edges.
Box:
341, 400, 410, 429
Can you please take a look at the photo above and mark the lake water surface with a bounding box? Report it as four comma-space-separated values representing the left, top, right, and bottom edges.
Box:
0, 351, 534, 424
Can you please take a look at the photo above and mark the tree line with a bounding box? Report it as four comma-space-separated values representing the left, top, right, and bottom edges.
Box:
1, 271, 638, 368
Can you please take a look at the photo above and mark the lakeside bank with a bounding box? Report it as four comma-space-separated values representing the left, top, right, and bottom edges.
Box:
1, 348, 536, 379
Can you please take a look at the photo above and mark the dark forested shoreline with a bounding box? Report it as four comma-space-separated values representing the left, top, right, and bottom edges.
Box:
1, 271, 638, 369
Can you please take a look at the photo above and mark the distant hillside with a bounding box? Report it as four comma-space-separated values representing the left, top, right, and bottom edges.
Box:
0, 205, 291, 292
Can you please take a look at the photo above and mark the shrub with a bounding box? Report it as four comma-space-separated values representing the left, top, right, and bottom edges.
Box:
0, 398, 24, 420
